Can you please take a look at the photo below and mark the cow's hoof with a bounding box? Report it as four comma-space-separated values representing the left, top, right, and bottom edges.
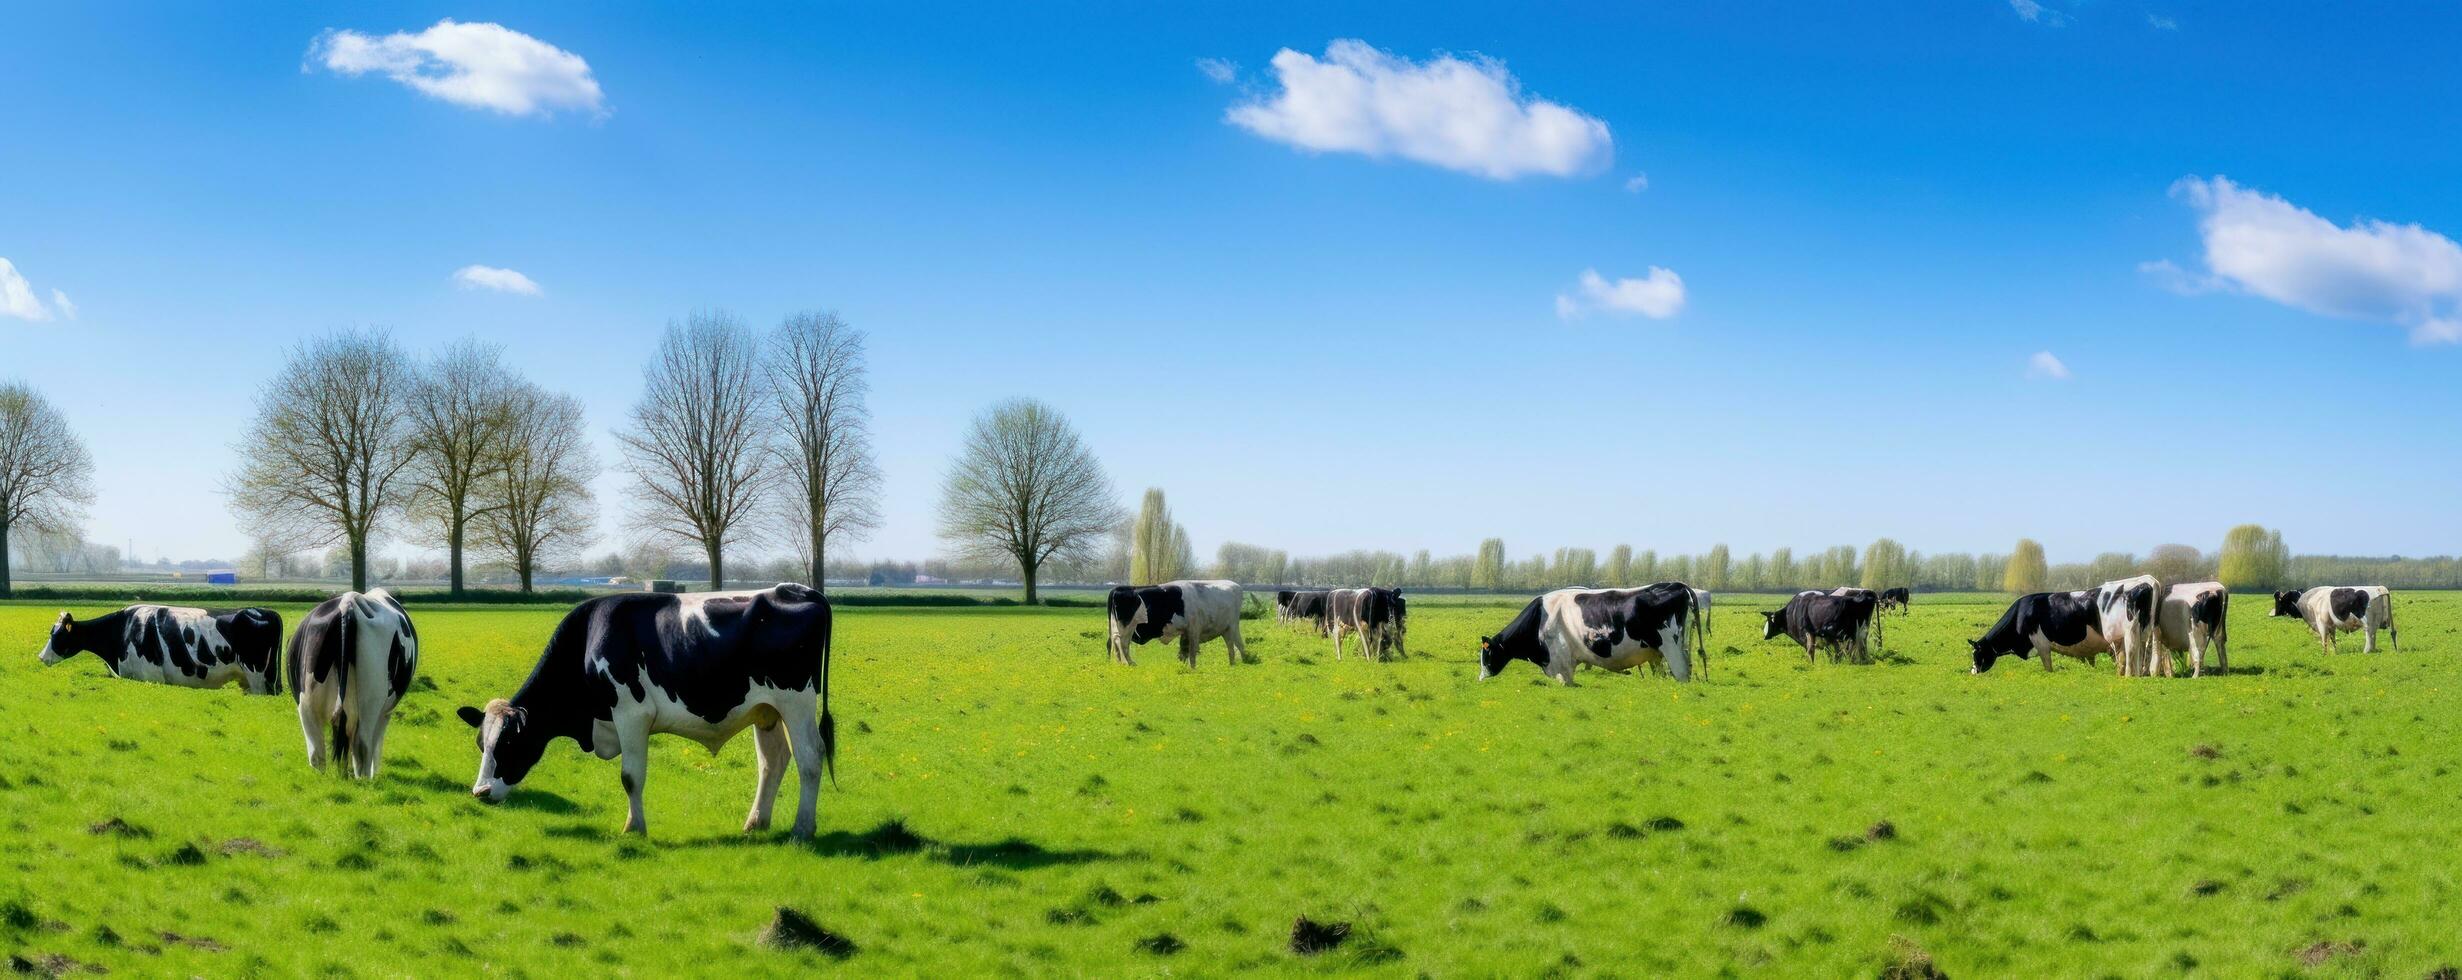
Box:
789, 823, 815, 842
744, 816, 771, 833
622, 820, 647, 836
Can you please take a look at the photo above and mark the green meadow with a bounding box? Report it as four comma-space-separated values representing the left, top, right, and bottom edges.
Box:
3, 592, 2458, 976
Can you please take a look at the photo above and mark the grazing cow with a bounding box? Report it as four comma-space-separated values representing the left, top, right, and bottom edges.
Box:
1477, 583, 1700, 685
290, 590, 419, 777
1328, 587, 1408, 661
2272, 587, 2398, 654
2156, 582, 2229, 677
1761, 590, 1878, 664
457, 584, 837, 839
1106, 580, 1247, 667
2099, 575, 2161, 676
1277, 589, 1332, 633
1969, 590, 2115, 673
1880, 587, 1911, 615
1828, 587, 1887, 646
37, 605, 283, 694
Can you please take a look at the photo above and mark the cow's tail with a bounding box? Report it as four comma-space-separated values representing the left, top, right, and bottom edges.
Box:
1688, 587, 1707, 675
818, 618, 839, 786
2385, 591, 2399, 652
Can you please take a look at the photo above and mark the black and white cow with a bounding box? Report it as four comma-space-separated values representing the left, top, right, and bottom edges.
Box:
2156, 582, 2229, 677
457, 584, 837, 839
2273, 586, 2398, 654
1969, 590, 2114, 673
1277, 589, 1331, 633
1825, 587, 1887, 646
1761, 590, 1878, 664
37, 605, 283, 694
2099, 575, 2161, 676
1327, 587, 1407, 661
1107, 579, 1247, 667
1880, 587, 1911, 615
289, 589, 418, 777
1477, 583, 1700, 685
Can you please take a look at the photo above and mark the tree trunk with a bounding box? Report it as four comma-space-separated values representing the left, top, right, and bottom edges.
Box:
0, 517, 12, 599
706, 539, 725, 591
1022, 561, 1039, 605
350, 534, 369, 592
822, 531, 842, 593
448, 516, 466, 595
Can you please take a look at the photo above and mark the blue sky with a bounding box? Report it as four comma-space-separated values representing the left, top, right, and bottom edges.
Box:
4, 1, 2459, 567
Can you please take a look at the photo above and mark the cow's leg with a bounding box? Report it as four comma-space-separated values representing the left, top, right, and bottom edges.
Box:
298, 698, 328, 772
744, 720, 789, 833
1179, 632, 1198, 668
783, 699, 825, 840
1227, 620, 1247, 665
2188, 633, 2203, 678
616, 721, 652, 835
357, 706, 395, 779
2363, 623, 2378, 654
1330, 622, 1345, 661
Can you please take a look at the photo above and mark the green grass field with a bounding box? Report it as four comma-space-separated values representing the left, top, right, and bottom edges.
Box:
4, 592, 2458, 976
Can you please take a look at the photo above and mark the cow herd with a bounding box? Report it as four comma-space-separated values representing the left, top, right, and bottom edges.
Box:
25, 577, 2405, 836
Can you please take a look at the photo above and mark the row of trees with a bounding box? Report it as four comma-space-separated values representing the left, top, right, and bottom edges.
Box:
218, 309, 882, 594
1163, 524, 2315, 595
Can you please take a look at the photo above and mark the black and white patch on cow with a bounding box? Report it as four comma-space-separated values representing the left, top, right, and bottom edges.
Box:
1969, 590, 2112, 673
1477, 583, 1699, 685
2099, 575, 2162, 676
37, 604, 283, 694
2272, 586, 2398, 654
289, 589, 419, 777
2156, 582, 2229, 677
1277, 589, 1331, 634
456, 584, 838, 839
1107, 580, 1247, 667
1880, 587, 1911, 616
1827, 587, 1887, 647
1328, 587, 1407, 661
1760, 591, 1878, 664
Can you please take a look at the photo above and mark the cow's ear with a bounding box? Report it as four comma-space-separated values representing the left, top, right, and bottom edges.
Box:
54, 611, 71, 630
457, 706, 484, 729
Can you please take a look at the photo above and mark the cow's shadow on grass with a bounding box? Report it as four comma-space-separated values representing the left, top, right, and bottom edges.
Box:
497, 789, 586, 816
677, 817, 1115, 870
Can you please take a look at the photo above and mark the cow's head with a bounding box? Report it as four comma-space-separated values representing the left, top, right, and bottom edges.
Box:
458, 699, 541, 803
1968, 638, 2027, 674
1760, 610, 1784, 641
1474, 635, 1538, 679
38, 612, 79, 666
2271, 589, 2303, 617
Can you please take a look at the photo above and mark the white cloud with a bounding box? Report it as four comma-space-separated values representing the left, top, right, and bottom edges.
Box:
2160, 175, 2462, 344
49, 289, 75, 320
2008, 0, 2069, 24
1195, 57, 1236, 84
2027, 351, 2071, 380
1556, 267, 1685, 320
310, 19, 604, 118
2147, 13, 2179, 30
1226, 39, 1612, 180
453, 264, 543, 296
1624, 173, 1649, 193
0, 258, 57, 322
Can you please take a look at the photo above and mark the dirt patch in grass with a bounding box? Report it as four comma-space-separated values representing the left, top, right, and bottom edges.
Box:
2296, 939, 2364, 967
87, 817, 150, 839
1289, 916, 1350, 955
759, 906, 856, 958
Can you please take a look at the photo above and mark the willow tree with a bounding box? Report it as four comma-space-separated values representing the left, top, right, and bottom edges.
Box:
1129, 488, 1188, 583
1471, 538, 1506, 591
228, 330, 417, 592
0, 382, 95, 598
2218, 524, 2289, 590
1860, 537, 1909, 590
2003, 538, 2048, 594
1605, 544, 1633, 587
617, 312, 770, 590
936, 398, 1122, 603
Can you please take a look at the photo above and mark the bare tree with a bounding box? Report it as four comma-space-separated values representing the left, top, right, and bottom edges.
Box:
616, 311, 770, 590
227, 330, 417, 592
936, 398, 1122, 603
405, 339, 520, 593
767, 311, 880, 591
476, 383, 598, 592
0, 382, 96, 597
